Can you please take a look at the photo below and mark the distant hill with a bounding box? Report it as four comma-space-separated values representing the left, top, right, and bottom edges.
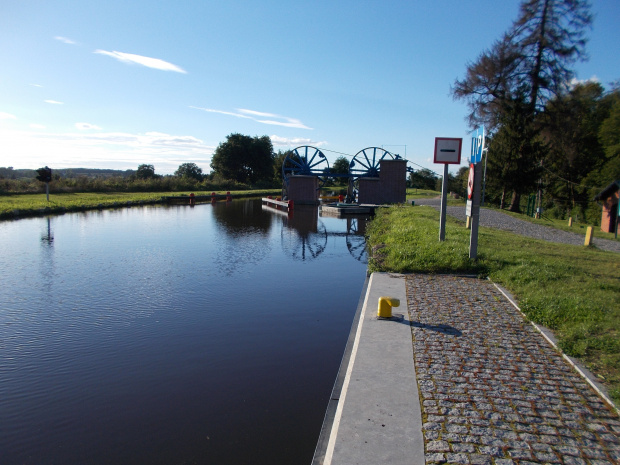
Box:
0, 167, 135, 179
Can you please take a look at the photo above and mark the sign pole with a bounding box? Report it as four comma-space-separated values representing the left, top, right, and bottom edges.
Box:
439, 163, 449, 241
469, 162, 483, 259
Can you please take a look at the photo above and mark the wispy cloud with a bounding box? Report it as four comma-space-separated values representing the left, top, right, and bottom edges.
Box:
0, 129, 214, 174
30, 84, 43, 88
30, 124, 46, 129
54, 36, 76, 45
0, 112, 17, 120
45, 100, 64, 105
75, 122, 102, 130
94, 50, 186, 73
190, 106, 313, 129
270, 135, 327, 147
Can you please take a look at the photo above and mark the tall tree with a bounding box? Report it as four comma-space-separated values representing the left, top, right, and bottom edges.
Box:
452, 0, 592, 211
452, 35, 522, 129
486, 96, 545, 210
330, 156, 350, 185
597, 89, 620, 182
541, 82, 608, 213
583, 88, 620, 189
210, 134, 274, 185
136, 164, 156, 179
513, 0, 592, 114
175, 163, 203, 181
272, 150, 291, 184
409, 168, 438, 191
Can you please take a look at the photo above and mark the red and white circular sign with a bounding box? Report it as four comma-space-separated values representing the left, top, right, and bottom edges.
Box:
467, 163, 475, 199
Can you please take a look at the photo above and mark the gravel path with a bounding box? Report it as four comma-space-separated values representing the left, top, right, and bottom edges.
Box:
407, 274, 620, 465
413, 199, 620, 253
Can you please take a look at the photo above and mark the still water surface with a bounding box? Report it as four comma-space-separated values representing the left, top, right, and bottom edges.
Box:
0, 199, 368, 464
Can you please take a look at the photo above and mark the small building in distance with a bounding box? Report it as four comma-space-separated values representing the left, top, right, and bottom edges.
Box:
594, 180, 619, 234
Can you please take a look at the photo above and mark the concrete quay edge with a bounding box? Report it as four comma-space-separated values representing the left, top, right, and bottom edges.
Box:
312, 272, 620, 465
312, 272, 425, 465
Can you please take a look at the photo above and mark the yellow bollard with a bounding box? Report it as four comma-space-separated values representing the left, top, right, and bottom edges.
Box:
584, 226, 593, 246
378, 296, 400, 318
466, 216, 471, 229
568, 217, 573, 227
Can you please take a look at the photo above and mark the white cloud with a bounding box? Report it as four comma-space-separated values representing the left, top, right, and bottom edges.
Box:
0, 112, 17, 120
568, 75, 600, 89
0, 128, 214, 174
94, 50, 187, 73
30, 124, 46, 129
191, 106, 313, 129
270, 135, 327, 147
238, 109, 279, 118
190, 107, 253, 120
45, 100, 64, 105
75, 122, 102, 130
30, 84, 43, 88
54, 36, 76, 45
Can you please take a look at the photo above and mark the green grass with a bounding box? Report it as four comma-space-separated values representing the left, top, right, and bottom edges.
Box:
366, 205, 620, 404
406, 188, 442, 199
0, 189, 281, 220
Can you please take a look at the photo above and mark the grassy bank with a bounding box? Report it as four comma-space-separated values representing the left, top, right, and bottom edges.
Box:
366, 205, 620, 404
0, 189, 281, 220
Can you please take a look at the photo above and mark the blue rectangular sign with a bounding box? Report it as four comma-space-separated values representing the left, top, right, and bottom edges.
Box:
470, 127, 485, 164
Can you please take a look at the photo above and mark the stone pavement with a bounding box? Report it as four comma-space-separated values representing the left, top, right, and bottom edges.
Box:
314, 273, 620, 465
407, 274, 620, 465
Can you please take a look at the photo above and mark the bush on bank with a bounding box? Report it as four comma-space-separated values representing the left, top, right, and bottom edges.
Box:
0, 174, 260, 195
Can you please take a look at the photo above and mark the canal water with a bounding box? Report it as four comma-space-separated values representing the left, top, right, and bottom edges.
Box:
0, 199, 369, 464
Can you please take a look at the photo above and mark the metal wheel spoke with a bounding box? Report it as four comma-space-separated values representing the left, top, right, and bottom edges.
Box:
349, 147, 393, 181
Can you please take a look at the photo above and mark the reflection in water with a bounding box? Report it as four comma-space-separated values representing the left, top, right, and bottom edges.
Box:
281, 206, 327, 261
210, 199, 275, 276
346, 218, 368, 263
211, 197, 273, 236
266, 204, 370, 263
41, 217, 54, 245
0, 200, 367, 465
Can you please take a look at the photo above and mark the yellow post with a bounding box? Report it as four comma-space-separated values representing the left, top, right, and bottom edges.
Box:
584, 226, 593, 246
378, 296, 400, 318
568, 217, 572, 227
466, 216, 471, 229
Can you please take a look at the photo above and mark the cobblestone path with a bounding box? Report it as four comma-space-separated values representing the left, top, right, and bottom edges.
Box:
406, 274, 620, 465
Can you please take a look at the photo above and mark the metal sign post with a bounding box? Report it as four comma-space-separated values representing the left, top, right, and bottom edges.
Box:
433, 138, 462, 242
469, 127, 485, 259
469, 162, 483, 258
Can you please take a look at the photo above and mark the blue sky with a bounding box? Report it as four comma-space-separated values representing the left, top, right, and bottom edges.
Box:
1, 0, 618, 175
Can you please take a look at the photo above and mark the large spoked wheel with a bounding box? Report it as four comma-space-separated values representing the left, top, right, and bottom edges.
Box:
346, 218, 368, 263
281, 219, 328, 261
348, 147, 394, 180
282, 146, 330, 188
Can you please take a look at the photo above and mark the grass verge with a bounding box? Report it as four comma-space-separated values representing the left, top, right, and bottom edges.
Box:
366, 205, 620, 405
0, 189, 281, 220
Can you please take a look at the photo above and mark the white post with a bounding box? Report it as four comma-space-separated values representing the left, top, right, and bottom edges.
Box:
439, 164, 449, 241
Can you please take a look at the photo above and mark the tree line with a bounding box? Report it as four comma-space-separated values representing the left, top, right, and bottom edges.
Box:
1, 134, 290, 194
1, 133, 360, 196
450, 0, 619, 224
